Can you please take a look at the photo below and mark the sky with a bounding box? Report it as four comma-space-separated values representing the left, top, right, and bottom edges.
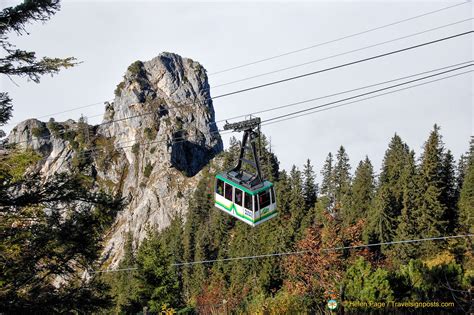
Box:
1, 0, 472, 178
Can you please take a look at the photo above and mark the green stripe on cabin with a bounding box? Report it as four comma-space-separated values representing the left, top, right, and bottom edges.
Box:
214, 200, 277, 224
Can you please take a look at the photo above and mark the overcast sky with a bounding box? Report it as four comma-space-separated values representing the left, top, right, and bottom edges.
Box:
1, 0, 472, 177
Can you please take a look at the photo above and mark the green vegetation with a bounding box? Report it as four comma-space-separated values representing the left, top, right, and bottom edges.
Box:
114, 81, 125, 97
175, 119, 184, 131
132, 143, 140, 155
343, 257, 393, 303
128, 60, 144, 76
144, 127, 157, 141
0, 0, 78, 133
103, 126, 472, 313
31, 124, 47, 138
94, 136, 118, 171
194, 63, 203, 73
47, 117, 61, 137
0, 149, 41, 182
0, 2, 122, 313
144, 162, 153, 178
61, 128, 77, 142
0, 152, 122, 313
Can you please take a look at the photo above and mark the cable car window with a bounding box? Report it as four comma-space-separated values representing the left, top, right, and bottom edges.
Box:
259, 190, 271, 209
254, 195, 259, 211
235, 188, 243, 206
224, 183, 233, 201
244, 192, 252, 210
216, 179, 224, 196
270, 187, 275, 203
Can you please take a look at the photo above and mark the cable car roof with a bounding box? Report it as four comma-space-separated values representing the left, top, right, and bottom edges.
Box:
216, 173, 273, 195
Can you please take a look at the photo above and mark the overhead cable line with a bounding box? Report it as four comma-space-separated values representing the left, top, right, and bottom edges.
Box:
261, 69, 472, 127
5, 30, 472, 148
261, 63, 473, 124
20, 64, 472, 162
91, 234, 473, 272
5, 24, 472, 128
4, 100, 112, 127
4, 61, 470, 149
14, 17, 464, 127
212, 31, 473, 99
173, 234, 474, 267
212, 18, 473, 89
216, 60, 473, 123
209, 0, 472, 75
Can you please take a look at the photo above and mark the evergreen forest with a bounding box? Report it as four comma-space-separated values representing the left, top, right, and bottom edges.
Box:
102, 127, 474, 314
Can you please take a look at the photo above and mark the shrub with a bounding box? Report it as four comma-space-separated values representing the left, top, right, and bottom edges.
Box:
144, 127, 157, 141
70, 140, 80, 151
94, 136, 117, 170
144, 162, 153, 178
62, 130, 77, 142
47, 118, 61, 137
31, 125, 47, 138
194, 63, 203, 72
127, 60, 143, 76
31, 128, 41, 138
132, 143, 140, 155
114, 81, 125, 97
0, 149, 41, 182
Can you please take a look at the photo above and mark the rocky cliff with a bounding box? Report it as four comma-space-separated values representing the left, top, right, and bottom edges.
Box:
5, 52, 223, 267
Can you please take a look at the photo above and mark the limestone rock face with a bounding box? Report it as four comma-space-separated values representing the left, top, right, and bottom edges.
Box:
5, 52, 223, 267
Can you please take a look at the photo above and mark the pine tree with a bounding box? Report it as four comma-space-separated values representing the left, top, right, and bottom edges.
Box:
365, 134, 410, 246
222, 136, 240, 171
190, 225, 212, 296
317, 152, 337, 226
415, 125, 448, 255
455, 154, 468, 202
393, 150, 419, 263
440, 150, 458, 233
289, 165, 306, 240
135, 231, 181, 311
108, 232, 141, 314
299, 159, 319, 230
333, 146, 351, 221
343, 257, 393, 303
259, 134, 280, 182
334, 146, 351, 203
0, 0, 77, 125
302, 159, 318, 209
159, 213, 186, 306
273, 169, 295, 247
347, 156, 375, 226
320, 152, 335, 197
182, 168, 213, 299
0, 168, 122, 313
458, 137, 474, 234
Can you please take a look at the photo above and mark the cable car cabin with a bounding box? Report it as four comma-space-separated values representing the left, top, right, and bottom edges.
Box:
214, 173, 277, 227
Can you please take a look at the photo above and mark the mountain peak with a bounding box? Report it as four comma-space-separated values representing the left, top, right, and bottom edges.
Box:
6, 52, 223, 266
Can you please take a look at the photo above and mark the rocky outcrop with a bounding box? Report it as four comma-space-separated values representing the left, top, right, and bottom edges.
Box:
5, 52, 223, 266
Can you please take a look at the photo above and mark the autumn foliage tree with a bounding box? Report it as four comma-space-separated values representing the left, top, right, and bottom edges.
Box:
284, 212, 368, 311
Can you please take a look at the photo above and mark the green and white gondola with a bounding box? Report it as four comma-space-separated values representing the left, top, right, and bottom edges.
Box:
215, 173, 277, 227
213, 116, 277, 226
